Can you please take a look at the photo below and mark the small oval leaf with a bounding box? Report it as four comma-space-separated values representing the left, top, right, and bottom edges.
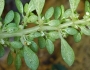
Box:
33, 0, 45, 15
15, 0, 23, 14
10, 41, 23, 49
14, 12, 20, 25
54, 6, 61, 19
45, 7, 54, 19
73, 32, 81, 42
31, 41, 38, 53
46, 39, 54, 54
38, 37, 46, 49
65, 27, 78, 35
61, 37, 75, 66
24, 46, 39, 70
0, 0, 4, 17
0, 44, 4, 58
4, 10, 14, 24
7, 52, 13, 65
15, 54, 21, 70
80, 26, 90, 35
48, 20, 60, 26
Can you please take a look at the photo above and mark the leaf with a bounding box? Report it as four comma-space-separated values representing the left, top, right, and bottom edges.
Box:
28, 0, 35, 12
28, 15, 38, 23
60, 5, 65, 18
46, 39, 54, 54
85, 1, 90, 13
63, 9, 72, 19
4, 10, 14, 25
65, 27, 78, 35
24, 46, 39, 70
38, 37, 46, 49
0, 0, 4, 17
80, 26, 90, 35
69, 0, 80, 12
15, 54, 21, 70
10, 41, 23, 49
7, 52, 13, 65
61, 37, 75, 66
45, 7, 54, 19
31, 41, 38, 53
73, 32, 81, 42
14, 12, 20, 25
15, 0, 23, 14
0, 44, 5, 57
6, 23, 18, 33
48, 20, 60, 26
32, 0, 45, 15
54, 6, 61, 19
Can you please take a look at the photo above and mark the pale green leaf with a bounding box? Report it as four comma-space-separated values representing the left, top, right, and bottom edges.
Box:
10, 41, 23, 49
80, 26, 90, 35
46, 39, 54, 54
15, 0, 23, 14
24, 46, 39, 70
48, 20, 60, 26
73, 32, 81, 42
0, 0, 4, 17
61, 37, 75, 66
32, 0, 45, 15
65, 27, 78, 35
69, 0, 80, 12
45, 7, 54, 19
4, 10, 14, 24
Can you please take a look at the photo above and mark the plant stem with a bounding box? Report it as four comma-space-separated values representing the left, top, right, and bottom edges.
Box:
0, 18, 90, 39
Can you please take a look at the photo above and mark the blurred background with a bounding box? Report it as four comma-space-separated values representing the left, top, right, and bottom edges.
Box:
1, 0, 90, 70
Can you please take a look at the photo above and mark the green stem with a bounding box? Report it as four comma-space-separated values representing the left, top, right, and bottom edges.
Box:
0, 18, 90, 39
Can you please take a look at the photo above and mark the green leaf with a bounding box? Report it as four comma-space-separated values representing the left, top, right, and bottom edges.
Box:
73, 32, 81, 42
80, 26, 90, 35
0, 0, 4, 17
28, 0, 35, 13
6, 23, 18, 33
48, 20, 60, 26
15, 0, 23, 14
46, 39, 54, 54
0, 44, 5, 57
60, 5, 65, 18
4, 10, 14, 24
32, 0, 45, 15
24, 3, 29, 14
65, 27, 78, 35
61, 37, 75, 66
63, 9, 72, 19
15, 54, 21, 70
31, 41, 38, 53
10, 41, 23, 49
85, 1, 90, 13
38, 37, 46, 49
69, 0, 80, 12
7, 52, 13, 65
24, 46, 39, 70
54, 6, 61, 19
14, 12, 20, 25
28, 15, 38, 23
45, 7, 54, 19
